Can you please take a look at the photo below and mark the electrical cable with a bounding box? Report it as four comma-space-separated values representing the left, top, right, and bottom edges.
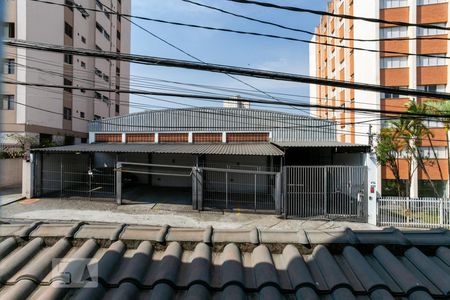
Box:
6, 39, 450, 101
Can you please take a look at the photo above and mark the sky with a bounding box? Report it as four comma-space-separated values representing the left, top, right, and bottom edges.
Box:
129, 0, 328, 114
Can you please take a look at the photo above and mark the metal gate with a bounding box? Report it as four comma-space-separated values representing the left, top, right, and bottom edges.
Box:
284, 166, 367, 220
201, 167, 281, 212
37, 153, 115, 200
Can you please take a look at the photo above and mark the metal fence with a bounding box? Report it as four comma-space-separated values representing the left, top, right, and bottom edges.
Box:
202, 167, 281, 212
38, 153, 115, 200
284, 166, 367, 221
378, 197, 450, 228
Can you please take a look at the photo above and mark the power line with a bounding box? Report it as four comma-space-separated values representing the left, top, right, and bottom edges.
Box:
29, 0, 450, 60
181, 0, 450, 43
223, 0, 450, 31
5, 80, 450, 119
8, 50, 406, 111
96, 0, 311, 116
6, 39, 450, 100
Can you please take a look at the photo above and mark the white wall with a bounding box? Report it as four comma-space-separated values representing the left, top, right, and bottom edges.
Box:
0, 159, 22, 188
353, 0, 380, 145
309, 36, 318, 115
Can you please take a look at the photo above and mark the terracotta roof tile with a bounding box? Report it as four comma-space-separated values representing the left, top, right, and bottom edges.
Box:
0, 222, 449, 299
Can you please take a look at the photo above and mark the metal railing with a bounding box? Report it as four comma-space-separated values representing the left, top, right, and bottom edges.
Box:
378, 197, 450, 228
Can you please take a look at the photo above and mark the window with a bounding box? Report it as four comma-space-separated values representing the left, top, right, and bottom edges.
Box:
64, 54, 73, 65
95, 0, 103, 9
63, 107, 72, 120
80, 61, 86, 69
65, 0, 73, 11
381, 56, 408, 68
117, 30, 121, 40
418, 180, 447, 198
380, 26, 408, 39
417, 23, 446, 36
115, 104, 120, 113
424, 118, 444, 128
3, 59, 15, 74
116, 67, 120, 76
94, 114, 101, 120
103, 74, 109, 82
102, 95, 109, 103
95, 68, 102, 77
418, 0, 447, 5
417, 84, 446, 92
95, 92, 102, 99
381, 87, 408, 98
420, 147, 448, 159
64, 78, 73, 93
64, 22, 73, 38
3, 23, 15, 38
417, 54, 446, 67
80, 89, 86, 93
1, 95, 14, 110
381, 0, 408, 8
95, 22, 104, 34
81, 36, 86, 44
80, 111, 85, 118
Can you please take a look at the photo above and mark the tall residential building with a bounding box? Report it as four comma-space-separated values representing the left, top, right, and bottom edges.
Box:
310, 0, 450, 197
2, 0, 131, 145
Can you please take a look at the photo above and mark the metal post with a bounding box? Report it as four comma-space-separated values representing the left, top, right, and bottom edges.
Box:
324, 167, 327, 216
275, 172, 282, 214
88, 154, 92, 201
225, 172, 229, 209
283, 166, 287, 219
254, 173, 257, 211
60, 156, 63, 199
116, 162, 122, 205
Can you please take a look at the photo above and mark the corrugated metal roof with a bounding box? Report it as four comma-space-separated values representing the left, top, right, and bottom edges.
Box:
32, 143, 284, 156
0, 222, 449, 299
274, 141, 370, 148
89, 107, 337, 142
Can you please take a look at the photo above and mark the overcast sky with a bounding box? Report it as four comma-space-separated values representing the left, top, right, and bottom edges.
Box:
129, 0, 327, 113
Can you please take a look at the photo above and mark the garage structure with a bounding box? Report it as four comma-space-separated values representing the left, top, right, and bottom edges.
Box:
30, 107, 375, 220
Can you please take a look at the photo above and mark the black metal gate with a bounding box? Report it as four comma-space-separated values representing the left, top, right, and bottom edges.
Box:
284, 166, 367, 220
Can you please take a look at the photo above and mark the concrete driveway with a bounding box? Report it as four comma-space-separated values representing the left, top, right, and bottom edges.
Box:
0, 186, 24, 207
0, 197, 380, 230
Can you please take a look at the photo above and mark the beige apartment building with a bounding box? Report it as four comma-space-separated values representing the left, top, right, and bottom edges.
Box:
310, 0, 450, 197
2, 0, 131, 145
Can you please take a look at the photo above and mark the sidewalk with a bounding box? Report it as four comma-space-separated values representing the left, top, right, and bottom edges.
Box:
0, 186, 24, 207
0, 197, 380, 230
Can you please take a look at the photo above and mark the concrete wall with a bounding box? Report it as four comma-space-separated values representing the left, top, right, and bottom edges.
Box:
0, 159, 22, 188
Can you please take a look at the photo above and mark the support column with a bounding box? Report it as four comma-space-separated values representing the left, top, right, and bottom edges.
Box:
116, 162, 122, 205
22, 154, 34, 199
275, 172, 282, 214
365, 153, 378, 225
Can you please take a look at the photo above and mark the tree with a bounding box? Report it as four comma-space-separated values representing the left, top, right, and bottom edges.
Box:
2, 134, 38, 159
375, 128, 406, 196
426, 101, 450, 197
376, 101, 441, 197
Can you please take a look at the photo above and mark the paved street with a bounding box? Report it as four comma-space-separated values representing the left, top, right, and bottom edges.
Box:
0, 197, 379, 230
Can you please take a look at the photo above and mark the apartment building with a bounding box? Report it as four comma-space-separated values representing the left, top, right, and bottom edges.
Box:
310, 0, 450, 197
2, 0, 131, 145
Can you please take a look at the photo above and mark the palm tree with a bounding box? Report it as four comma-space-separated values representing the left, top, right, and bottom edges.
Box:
426, 101, 450, 197
387, 102, 440, 197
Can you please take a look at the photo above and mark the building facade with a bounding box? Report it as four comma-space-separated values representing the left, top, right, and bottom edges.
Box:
2, 0, 131, 145
310, 0, 450, 197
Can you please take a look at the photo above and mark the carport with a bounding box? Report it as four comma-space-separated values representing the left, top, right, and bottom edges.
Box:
31, 143, 284, 210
